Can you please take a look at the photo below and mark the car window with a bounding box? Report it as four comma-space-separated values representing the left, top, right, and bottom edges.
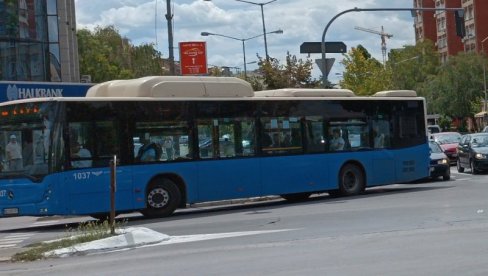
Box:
429, 141, 443, 153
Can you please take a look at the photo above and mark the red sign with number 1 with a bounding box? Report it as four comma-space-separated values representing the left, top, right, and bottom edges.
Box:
179, 41, 208, 75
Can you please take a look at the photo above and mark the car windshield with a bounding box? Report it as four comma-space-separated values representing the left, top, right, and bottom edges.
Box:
471, 135, 488, 148
429, 141, 443, 153
434, 133, 461, 144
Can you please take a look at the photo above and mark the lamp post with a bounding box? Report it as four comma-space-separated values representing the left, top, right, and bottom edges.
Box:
166, 0, 212, 75
201, 29, 283, 80
235, 0, 277, 60
482, 36, 488, 122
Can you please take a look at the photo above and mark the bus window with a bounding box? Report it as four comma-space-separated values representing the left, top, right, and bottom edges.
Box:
260, 116, 302, 154
305, 116, 326, 153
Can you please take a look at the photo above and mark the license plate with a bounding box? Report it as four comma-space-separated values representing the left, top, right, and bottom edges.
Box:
430, 167, 435, 172
3, 208, 19, 215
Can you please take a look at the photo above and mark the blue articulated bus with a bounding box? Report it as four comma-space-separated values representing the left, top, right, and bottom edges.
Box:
0, 76, 429, 219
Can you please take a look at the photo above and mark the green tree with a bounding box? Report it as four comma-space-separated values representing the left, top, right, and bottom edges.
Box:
387, 40, 439, 92
257, 52, 319, 89
339, 45, 391, 95
424, 52, 485, 130
77, 25, 164, 83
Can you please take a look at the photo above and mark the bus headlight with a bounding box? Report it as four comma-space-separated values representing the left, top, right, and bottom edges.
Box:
475, 153, 486, 159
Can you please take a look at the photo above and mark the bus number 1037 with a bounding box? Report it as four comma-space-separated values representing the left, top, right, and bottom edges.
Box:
73, 172, 91, 180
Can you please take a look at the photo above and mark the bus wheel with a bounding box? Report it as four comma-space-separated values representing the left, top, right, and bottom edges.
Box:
141, 178, 181, 218
281, 192, 311, 202
338, 163, 365, 196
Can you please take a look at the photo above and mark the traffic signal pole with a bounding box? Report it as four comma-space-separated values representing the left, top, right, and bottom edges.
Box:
321, 7, 465, 88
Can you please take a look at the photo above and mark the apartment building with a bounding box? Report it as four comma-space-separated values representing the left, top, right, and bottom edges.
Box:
413, 0, 488, 61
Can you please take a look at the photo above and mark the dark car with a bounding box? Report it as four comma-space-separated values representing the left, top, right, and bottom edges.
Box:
428, 141, 450, 181
431, 132, 461, 165
456, 133, 488, 174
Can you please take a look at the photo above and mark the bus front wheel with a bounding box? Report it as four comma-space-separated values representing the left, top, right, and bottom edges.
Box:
338, 163, 365, 196
141, 178, 181, 218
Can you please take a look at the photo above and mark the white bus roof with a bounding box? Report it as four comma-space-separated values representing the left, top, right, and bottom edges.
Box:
86, 76, 254, 98
253, 88, 356, 97
372, 90, 417, 97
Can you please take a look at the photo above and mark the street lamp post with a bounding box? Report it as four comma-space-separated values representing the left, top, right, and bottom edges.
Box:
482, 36, 488, 124
165, 0, 175, 75
201, 29, 283, 80
235, 0, 277, 60
165, 0, 212, 75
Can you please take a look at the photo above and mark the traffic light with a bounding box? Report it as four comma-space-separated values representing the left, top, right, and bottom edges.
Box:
454, 10, 466, 38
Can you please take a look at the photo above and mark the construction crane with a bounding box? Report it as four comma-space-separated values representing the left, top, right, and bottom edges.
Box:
354, 26, 393, 66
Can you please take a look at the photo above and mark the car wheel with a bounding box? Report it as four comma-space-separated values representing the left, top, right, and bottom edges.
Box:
442, 168, 451, 181
457, 159, 464, 173
470, 160, 477, 175
338, 163, 365, 196
141, 178, 181, 218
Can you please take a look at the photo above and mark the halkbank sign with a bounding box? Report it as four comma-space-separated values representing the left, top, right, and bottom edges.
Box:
0, 81, 93, 103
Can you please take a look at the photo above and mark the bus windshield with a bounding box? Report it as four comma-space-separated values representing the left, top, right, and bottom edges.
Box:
0, 101, 61, 181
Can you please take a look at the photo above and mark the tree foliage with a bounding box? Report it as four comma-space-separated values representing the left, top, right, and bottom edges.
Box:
77, 25, 164, 83
339, 45, 391, 95
424, 52, 485, 130
257, 52, 319, 89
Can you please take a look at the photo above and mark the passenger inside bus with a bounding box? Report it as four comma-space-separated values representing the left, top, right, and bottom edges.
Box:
70, 141, 92, 168
329, 129, 345, 151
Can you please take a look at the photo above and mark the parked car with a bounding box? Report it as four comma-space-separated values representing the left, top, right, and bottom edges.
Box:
427, 125, 441, 134
428, 141, 450, 181
431, 132, 461, 165
456, 133, 488, 174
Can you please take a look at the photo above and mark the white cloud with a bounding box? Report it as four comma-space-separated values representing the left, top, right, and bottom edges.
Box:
75, 0, 417, 81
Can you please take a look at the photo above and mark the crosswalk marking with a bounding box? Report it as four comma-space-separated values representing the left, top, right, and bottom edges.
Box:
0, 232, 36, 249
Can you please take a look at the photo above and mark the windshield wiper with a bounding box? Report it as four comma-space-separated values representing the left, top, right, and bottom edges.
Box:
0, 171, 41, 182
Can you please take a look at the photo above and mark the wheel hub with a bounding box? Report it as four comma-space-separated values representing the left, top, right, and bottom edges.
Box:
148, 188, 169, 208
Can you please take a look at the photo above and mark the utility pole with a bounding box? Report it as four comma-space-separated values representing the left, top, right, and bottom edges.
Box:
166, 0, 175, 75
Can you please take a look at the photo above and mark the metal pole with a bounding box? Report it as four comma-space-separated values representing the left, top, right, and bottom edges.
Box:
242, 40, 248, 80
166, 0, 175, 75
109, 155, 117, 235
259, 4, 269, 60
482, 37, 488, 118
321, 7, 464, 88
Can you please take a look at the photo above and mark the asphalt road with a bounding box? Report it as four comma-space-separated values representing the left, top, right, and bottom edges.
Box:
1, 167, 488, 275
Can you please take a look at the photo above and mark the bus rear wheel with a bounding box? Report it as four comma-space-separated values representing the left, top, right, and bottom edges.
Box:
141, 178, 181, 218
338, 163, 365, 196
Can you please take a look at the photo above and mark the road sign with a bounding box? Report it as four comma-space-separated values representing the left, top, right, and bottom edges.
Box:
315, 58, 335, 77
179, 41, 208, 75
300, 42, 347, 54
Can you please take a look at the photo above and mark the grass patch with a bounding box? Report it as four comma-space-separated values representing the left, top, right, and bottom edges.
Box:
12, 219, 126, 262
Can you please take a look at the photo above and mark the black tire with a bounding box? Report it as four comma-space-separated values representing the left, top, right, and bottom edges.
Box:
470, 160, 477, 175
338, 163, 365, 196
442, 169, 451, 181
141, 178, 181, 218
281, 192, 312, 202
457, 159, 464, 173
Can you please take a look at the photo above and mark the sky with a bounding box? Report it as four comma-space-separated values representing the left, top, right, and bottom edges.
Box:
74, 0, 417, 84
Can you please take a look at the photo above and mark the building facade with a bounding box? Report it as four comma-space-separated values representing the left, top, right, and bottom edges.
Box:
0, 0, 79, 82
413, 0, 488, 61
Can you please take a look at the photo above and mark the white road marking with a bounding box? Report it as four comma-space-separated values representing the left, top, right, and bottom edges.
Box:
0, 233, 36, 249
